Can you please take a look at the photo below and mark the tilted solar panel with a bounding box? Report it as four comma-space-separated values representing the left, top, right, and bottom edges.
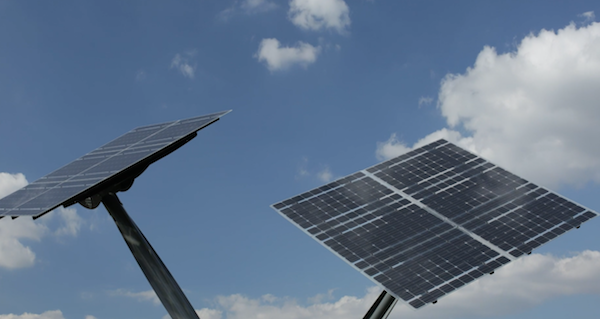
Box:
271, 139, 598, 309
0, 110, 230, 219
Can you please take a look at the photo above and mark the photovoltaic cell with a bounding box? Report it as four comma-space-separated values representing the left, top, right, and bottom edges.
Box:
271, 139, 598, 309
0, 110, 230, 219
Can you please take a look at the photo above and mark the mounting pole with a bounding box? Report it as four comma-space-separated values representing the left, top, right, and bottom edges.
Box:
102, 192, 199, 319
363, 290, 397, 319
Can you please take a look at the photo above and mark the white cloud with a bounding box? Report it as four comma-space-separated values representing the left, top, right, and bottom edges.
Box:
288, 0, 351, 34
84, 316, 97, 319
0, 173, 85, 269
170, 52, 197, 79
0, 310, 65, 319
375, 133, 411, 161
255, 38, 320, 71
52, 207, 83, 237
379, 21, 600, 189
110, 289, 161, 306
316, 167, 333, 183
0, 173, 44, 269
0, 172, 27, 198
0, 216, 47, 269
172, 251, 600, 319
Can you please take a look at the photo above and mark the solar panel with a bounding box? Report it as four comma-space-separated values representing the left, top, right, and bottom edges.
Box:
271, 139, 598, 309
0, 110, 230, 219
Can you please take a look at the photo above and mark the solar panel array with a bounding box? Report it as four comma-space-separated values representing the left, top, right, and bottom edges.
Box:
272, 139, 598, 309
0, 110, 230, 219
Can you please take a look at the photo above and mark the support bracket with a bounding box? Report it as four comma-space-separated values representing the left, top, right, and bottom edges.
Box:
102, 192, 199, 319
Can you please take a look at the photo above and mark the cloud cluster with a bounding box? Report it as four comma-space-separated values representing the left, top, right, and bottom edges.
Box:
254, 0, 350, 71
165, 251, 600, 319
378, 20, 600, 189
255, 38, 321, 71
288, 0, 350, 34
0, 173, 85, 269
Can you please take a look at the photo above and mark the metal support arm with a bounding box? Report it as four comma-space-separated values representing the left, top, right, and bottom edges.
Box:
102, 192, 199, 319
363, 290, 397, 319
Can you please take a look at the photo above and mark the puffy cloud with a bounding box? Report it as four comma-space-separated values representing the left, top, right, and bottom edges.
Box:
288, 0, 350, 34
170, 51, 197, 79
379, 21, 600, 189
0, 310, 65, 319
0, 216, 47, 269
0, 173, 44, 269
0, 172, 27, 199
109, 289, 160, 306
255, 38, 320, 71
179, 251, 600, 319
0, 173, 85, 269
375, 133, 411, 161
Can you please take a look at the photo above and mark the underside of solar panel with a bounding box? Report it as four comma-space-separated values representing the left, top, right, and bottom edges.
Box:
271, 139, 598, 309
0, 110, 230, 219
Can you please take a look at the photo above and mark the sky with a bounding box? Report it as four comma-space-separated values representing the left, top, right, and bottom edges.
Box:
1, 1, 600, 318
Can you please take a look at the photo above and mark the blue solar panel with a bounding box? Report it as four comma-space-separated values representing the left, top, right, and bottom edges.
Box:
0, 110, 230, 218
272, 139, 598, 309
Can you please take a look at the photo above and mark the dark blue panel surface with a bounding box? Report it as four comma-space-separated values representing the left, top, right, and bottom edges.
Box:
272, 139, 598, 309
0, 111, 230, 218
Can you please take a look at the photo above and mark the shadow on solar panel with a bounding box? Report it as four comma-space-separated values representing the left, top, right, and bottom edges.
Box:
271, 139, 598, 318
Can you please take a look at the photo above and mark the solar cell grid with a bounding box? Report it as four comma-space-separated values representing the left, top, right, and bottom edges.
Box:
272, 138, 598, 309
0, 111, 229, 218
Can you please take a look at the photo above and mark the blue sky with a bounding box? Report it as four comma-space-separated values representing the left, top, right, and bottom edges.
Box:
1, 1, 600, 318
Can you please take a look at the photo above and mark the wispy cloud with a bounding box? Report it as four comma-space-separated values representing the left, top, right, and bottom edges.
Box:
135, 69, 146, 81
0, 310, 66, 319
579, 11, 595, 23
171, 51, 197, 79
218, 0, 277, 21
109, 289, 161, 306
316, 167, 333, 183
296, 158, 335, 183
418, 96, 433, 108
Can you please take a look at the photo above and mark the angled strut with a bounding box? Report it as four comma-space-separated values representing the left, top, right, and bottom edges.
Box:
102, 192, 199, 319
363, 290, 397, 319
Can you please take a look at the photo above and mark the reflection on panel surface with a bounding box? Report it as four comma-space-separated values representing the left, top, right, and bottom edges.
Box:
272, 139, 598, 309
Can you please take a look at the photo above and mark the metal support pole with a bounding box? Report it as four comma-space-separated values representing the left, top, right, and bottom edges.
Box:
102, 192, 199, 319
363, 290, 397, 319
